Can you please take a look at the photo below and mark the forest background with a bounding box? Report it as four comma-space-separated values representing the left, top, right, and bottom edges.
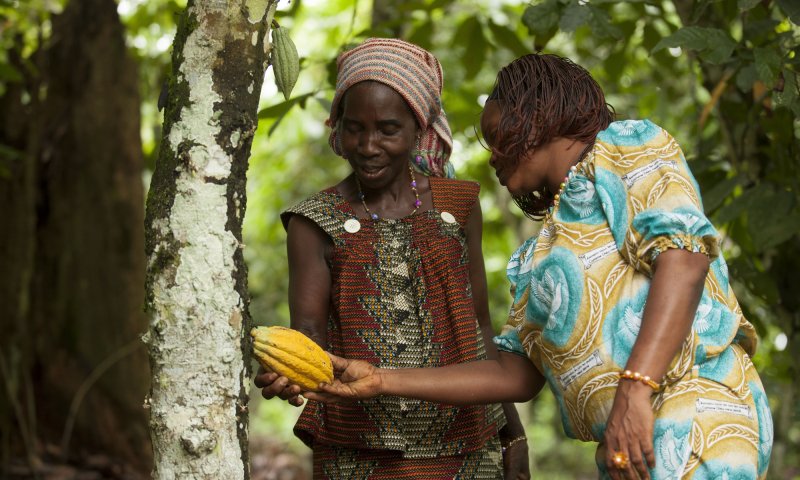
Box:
1, 0, 798, 478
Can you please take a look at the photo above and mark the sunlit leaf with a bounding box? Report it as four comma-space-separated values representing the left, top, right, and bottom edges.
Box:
522, 0, 561, 35
653, 27, 737, 64
586, 5, 623, 39
559, 4, 590, 33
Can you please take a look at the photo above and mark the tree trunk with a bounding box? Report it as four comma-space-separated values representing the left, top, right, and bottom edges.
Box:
143, 0, 277, 477
0, 0, 151, 472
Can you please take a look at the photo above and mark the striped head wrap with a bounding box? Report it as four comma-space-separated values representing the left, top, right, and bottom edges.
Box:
327, 38, 455, 178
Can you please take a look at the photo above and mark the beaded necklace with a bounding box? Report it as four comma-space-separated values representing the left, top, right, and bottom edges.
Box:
356, 162, 421, 221
547, 142, 594, 220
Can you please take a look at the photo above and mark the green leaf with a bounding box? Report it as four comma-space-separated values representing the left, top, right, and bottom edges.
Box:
754, 47, 782, 86
459, 17, 487, 79
775, 67, 798, 112
703, 175, 742, 213
0, 143, 23, 161
735, 63, 758, 91
559, 4, 590, 33
0, 62, 23, 83
604, 47, 627, 85
738, 0, 761, 11
257, 92, 315, 136
408, 19, 434, 50
522, 0, 561, 35
586, 6, 623, 39
641, 24, 661, 51
715, 186, 759, 224
653, 27, 737, 65
746, 187, 799, 250
453, 17, 474, 48
487, 20, 530, 57
429, 0, 455, 9
776, 0, 800, 25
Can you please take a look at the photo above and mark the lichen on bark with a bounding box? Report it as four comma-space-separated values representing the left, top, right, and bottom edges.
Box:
143, 0, 276, 478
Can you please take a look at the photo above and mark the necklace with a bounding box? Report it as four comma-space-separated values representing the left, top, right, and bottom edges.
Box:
548, 142, 594, 216
356, 162, 421, 221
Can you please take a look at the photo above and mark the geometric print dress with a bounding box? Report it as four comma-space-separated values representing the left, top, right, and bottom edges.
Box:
494, 120, 773, 479
282, 176, 505, 479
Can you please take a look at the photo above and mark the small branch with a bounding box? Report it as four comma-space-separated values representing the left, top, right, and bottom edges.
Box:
59, 339, 143, 459
0, 347, 40, 479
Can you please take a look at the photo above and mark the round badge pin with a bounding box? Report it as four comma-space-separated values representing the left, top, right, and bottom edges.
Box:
440, 212, 456, 224
344, 218, 361, 233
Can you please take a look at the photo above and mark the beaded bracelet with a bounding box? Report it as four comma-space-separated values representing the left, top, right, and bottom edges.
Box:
619, 369, 662, 391
501, 435, 527, 453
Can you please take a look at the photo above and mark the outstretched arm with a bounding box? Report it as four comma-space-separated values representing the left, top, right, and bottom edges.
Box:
306, 350, 546, 405
466, 199, 530, 478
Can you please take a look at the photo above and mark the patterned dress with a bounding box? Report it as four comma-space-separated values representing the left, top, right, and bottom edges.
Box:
494, 120, 773, 479
282, 176, 505, 479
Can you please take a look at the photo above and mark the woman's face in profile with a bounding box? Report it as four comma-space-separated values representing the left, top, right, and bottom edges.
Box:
339, 81, 418, 190
481, 100, 551, 197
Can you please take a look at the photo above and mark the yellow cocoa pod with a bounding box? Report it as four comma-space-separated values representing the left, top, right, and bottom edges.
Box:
251, 326, 333, 391
271, 26, 300, 100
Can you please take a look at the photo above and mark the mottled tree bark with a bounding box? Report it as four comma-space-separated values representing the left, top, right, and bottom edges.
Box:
0, 0, 150, 473
143, 0, 277, 477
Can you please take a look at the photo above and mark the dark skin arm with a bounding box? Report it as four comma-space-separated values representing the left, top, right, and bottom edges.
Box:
467, 201, 530, 479
307, 349, 546, 405
603, 248, 709, 480
253, 214, 332, 406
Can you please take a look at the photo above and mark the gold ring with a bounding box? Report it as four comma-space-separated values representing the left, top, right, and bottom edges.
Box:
611, 451, 629, 469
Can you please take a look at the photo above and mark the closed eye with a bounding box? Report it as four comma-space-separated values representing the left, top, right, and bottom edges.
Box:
343, 120, 362, 133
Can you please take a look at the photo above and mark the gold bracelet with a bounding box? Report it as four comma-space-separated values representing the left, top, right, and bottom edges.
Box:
619, 369, 662, 391
501, 435, 527, 453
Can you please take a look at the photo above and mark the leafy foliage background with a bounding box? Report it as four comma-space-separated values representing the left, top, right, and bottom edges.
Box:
2, 0, 797, 477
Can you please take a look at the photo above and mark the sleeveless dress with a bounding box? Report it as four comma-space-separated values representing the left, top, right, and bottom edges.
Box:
281, 176, 505, 479
494, 120, 772, 480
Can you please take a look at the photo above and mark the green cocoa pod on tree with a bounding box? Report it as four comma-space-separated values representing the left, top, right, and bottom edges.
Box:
271, 26, 300, 100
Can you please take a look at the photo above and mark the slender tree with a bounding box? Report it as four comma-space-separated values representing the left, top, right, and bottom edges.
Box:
143, 0, 279, 476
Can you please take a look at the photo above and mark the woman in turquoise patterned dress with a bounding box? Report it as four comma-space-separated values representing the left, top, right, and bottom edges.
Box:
307, 53, 773, 480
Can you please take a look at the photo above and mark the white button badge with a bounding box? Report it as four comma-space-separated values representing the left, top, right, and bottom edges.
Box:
440, 212, 456, 224
344, 218, 361, 233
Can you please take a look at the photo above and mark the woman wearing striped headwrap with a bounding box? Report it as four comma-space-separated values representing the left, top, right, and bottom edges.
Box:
254, 38, 529, 479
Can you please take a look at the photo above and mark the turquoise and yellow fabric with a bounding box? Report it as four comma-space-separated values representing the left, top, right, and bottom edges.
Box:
494, 120, 773, 479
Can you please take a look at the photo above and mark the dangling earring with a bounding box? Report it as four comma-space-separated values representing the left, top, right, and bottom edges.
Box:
411, 134, 425, 170
411, 134, 424, 168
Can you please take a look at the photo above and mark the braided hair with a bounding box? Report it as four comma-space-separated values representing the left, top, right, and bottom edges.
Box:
487, 54, 615, 219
